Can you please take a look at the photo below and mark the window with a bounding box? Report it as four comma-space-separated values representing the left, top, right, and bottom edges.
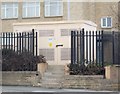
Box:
1, 2, 18, 19
44, 0, 63, 17
101, 17, 112, 28
23, 0, 40, 18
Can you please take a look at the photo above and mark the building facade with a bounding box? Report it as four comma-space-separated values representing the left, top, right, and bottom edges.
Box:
0, 0, 120, 32
0, 0, 120, 65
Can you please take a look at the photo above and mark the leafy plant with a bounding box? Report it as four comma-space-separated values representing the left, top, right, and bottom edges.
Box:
2, 49, 46, 71
69, 62, 105, 75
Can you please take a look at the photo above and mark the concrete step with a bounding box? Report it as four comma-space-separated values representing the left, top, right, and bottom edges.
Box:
44, 72, 64, 75
47, 65, 64, 71
40, 65, 64, 88
42, 77, 64, 80
41, 83, 63, 89
43, 73, 64, 77
42, 78, 63, 82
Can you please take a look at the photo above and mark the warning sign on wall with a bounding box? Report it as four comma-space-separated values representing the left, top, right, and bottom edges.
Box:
48, 38, 53, 47
49, 43, 52, 47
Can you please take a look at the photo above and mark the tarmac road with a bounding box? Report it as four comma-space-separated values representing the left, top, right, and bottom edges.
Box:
1, 86, 119, 94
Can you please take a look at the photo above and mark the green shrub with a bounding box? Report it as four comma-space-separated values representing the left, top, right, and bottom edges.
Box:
2, 49, 46, 71
69, 63, 105, 75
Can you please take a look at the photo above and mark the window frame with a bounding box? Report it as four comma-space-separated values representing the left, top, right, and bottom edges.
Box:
44, 0, 63, 17
1, 2, 18, 19
101, 17, 112, 28
22, 0, 40, 18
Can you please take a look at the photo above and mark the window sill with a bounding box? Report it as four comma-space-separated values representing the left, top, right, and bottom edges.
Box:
44, 15, 63, 18
22, 16, 40, 19
1, 18, 18, 20
101, 26, 112, 29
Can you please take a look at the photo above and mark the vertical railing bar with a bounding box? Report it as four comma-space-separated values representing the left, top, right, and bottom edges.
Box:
3, 33, 5, 49
19, 33, 21, 53
82, 29, 85, 64
101, 30, 105, 79
92, 31, 94, 64
112, 31, 115, 64
96, 31, 98, 66
36, 32, 38, 56
74, 31, 76, 64
28, 32, 30, 53
101, 30, 104, 67
22, 32, 24, 53
77, 31, 79, 64
89, 31, 91, 65
8, 32, 10, 49
17, 33, 18, 54
86, 31, 88, 64
11, 33, 13, 50
14, 33, 15, 52
80, 30, 82, 64
6, 32, 7, 49
71, 31, 73, 65
98, 31, 101, 66
32, 29, 35, 56
25, 32, 26, 52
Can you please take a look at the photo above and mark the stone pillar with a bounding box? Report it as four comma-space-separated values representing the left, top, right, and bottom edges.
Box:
37, 63, 48, 77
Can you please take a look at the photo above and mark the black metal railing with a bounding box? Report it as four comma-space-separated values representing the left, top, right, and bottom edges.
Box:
71, 29, 104, 66
71, 29, 120, 75
1, 29, 38, 56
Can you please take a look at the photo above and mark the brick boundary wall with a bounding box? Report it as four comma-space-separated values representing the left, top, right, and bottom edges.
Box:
63, 75, 119, 91
1, 72, 119, 91
1, 71, 41, 86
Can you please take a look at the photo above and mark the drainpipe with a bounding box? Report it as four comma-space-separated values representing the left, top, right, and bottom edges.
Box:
67, 0, 70, 20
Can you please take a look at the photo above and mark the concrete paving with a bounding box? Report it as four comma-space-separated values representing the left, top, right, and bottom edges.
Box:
1, 86, 119, 94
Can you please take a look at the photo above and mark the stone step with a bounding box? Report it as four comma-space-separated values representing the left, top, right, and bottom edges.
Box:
45, 72, 64, 75
64, 75, 104, 80
41, 83, 63, 89
42, 77, 64, 81
43, 70, 64, 74
41, 81, 62, 85
47, 65, 64, 71
40, 65, 64, 88
43, 73, 64, 77
41, 78, 63, 82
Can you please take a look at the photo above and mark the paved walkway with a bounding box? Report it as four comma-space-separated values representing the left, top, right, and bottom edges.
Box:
1, 86, 119, 93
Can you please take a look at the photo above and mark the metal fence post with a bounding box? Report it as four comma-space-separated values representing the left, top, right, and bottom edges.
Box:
82, 29, 85, 64
19, 33, 21, 53
89, 31, 91, 65
36, 32, 38, 56
25, 32, 26, 52
71, 31, 74, 64
14, 33, 15, 51
28, 32, 30, 53
112, 31, 115, 64
101, 30, 104, 67
92, 31, 94, 64
6, 33, 7, 49
8, 32, 10, 49
3, 33, 5, 49
17, 33, 18, 54
73, 31, 76, 64
32, 29, 35, 56
86, 31, 88, 64
77, 31, 79, 64
96, 31, 98, 66
22, 32, 24, 53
